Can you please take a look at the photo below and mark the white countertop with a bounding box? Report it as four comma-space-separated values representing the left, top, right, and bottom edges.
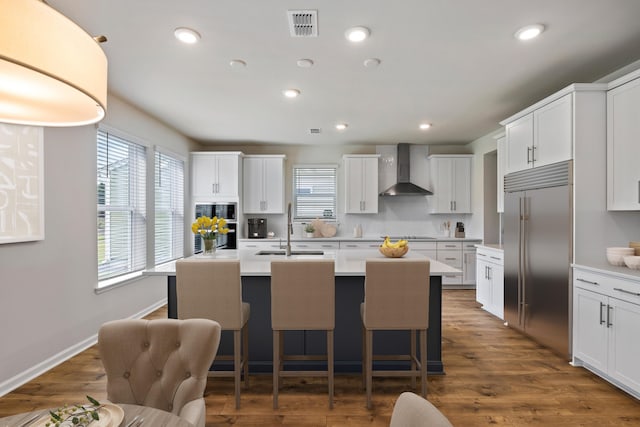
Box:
475, 243, 504, 251
572, 262, 640, 282
145, 248, 461, 277
238, 236, 482, 242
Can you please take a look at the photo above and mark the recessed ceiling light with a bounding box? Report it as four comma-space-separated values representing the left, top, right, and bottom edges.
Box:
283, 88, 301, 98
345, 26, 370, 42
296, 58, 314, 68
336, 123, 348, 130
174, 27, 201, 44
514, 24, 545, 41
419, 123, 432, 130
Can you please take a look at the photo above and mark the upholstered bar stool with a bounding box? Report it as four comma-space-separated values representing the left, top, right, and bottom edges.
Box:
176, 258, 250, 409
361, 258, 430, 409
270, 259, 335, 409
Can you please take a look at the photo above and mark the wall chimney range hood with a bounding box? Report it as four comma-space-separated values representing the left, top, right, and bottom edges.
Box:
379, 143, 433, 196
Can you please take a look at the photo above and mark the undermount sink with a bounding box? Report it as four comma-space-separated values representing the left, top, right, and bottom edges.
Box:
255, 250, 324, 256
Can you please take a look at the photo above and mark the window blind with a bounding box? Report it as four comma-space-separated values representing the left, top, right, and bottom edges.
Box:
97, 129, 147, 281
293, 166, 337, 219
154, 150, 184, 265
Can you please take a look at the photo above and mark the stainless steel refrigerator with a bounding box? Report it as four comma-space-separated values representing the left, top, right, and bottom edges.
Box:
503, 161, 573, 359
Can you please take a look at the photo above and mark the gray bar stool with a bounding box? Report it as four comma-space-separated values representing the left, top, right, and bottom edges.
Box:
176, 258, 250, 409
361, 258, 430, 409
270, 259, 335, 409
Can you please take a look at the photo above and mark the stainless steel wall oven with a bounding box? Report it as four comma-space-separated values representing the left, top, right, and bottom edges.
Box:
194, 203, 237, 251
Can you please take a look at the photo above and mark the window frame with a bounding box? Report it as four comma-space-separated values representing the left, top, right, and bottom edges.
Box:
154, 146, 185, 265
292, 164, 338, 221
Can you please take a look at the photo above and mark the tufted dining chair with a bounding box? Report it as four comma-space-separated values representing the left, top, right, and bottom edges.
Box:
98, 318, 221, 427
389, 392, 453, 427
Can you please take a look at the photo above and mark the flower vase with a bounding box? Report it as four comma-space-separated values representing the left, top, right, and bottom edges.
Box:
202, 237, 216, 256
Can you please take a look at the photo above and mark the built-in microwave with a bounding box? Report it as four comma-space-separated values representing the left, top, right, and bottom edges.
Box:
194, 203, 237, 251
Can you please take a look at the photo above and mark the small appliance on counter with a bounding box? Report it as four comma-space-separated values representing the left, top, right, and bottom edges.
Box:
455, 222, 465, 238
248, 218, 267, 238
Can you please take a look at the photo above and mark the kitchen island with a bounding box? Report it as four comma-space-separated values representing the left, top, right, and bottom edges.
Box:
145, 249, 460, 374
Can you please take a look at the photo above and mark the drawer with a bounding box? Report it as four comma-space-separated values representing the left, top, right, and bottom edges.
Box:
292, 241, 339, 250
476, 248, 504, 264
441, 272, 462, 285
411, 242, 437, 250
463, 241, 482, 250
438, 241, 462, 250
573, 267, 640, 305
437, 250, 462, 268
340, 241, 380, 249
609, 276, 640, 305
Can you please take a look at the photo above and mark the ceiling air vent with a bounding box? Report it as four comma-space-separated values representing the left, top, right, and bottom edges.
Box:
287, 10, 318, 37
309, 128, 321, 134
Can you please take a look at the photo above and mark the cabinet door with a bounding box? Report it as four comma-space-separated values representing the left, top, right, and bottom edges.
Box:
476, 257, 490, 305
452, 157, 471, 213
262, 157, 285, 213
242, 157, 263, 213
344, 157, 363, 213
534, 93, 572, 168
497, 136, 505, 213
462, 249, 476, 285
607, 78, 640, 210
608, 297, 640, 392
215, 154, 239, 199
573, 287, 608, 372
505, 114, 533, 174
490, 263, 504, 319
361, 157, 379, 213
191, 154, 218, 198
432, 157, 454, 213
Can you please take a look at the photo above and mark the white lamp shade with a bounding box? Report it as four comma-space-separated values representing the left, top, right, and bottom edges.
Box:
0, 0, 108, 126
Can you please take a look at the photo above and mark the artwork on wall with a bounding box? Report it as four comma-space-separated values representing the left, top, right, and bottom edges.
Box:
0, 124, 44, 244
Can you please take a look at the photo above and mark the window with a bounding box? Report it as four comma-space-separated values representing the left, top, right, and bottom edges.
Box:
97, 129, 147, 282
154, 150, 184, 265
293, 165, 337, 220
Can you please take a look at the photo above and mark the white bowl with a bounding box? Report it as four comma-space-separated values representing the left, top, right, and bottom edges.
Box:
607, 253, 628, 266
624, 256, 640, 270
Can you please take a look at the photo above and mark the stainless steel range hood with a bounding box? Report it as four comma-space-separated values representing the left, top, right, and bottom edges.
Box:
379, 143, 433, 196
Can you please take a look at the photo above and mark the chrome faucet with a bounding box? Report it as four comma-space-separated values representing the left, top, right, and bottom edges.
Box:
286, 202, 293, 256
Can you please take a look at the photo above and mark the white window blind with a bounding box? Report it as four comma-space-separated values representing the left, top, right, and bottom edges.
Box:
154, 150, 184, 265
293, 165, 337, 219
97, 129, 147, 281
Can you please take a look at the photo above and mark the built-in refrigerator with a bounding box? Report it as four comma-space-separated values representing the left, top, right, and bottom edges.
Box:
503, 161, 573, 359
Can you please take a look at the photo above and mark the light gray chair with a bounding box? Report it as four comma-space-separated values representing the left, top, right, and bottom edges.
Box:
176, 258, 250, 409
270, 259, 335, 409
361, 258, 430, 409
390, 392, 453, 427
98, 318, 221, 427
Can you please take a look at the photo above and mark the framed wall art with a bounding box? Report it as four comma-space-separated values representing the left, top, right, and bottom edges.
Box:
0, 124, 44, 244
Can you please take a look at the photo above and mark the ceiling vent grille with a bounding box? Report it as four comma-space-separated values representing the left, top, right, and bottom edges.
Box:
287, 10, 318, 37
309, 128, 321, 134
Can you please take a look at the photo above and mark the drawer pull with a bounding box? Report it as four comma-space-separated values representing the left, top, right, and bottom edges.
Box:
490, 256, 502, 261
576, 278, 599, 286
445, 257, 457, 261
613, 288, 640, 297
477, 253, 487, 257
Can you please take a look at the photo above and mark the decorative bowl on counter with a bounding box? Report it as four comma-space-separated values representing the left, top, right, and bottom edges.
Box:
379, 245, 409, 258
607, 247, 635, 266
624, 256, 640, 270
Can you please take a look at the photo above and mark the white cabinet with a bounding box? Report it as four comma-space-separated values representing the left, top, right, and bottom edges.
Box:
462, 242, 477, 286
292, 241, 339, 250
243, 155, 285, 214
344, 155, 379, 214
428, 155, 472, 214
238, 239, 283, 250
340, 241, 381, 249
191, 152, 242, 201
496, 135, 506, 213
475, 246, 504, 319
607, 75, 640, 211
503, 93, 573, 174
573, 266, 640, 399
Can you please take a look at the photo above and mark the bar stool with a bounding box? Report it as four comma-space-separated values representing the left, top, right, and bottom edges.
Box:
176, 258, 250, 409
270, 259, 335, 409
361, 258, 430, 409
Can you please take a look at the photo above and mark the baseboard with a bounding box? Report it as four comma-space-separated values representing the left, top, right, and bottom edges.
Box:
0, 298, 167, 398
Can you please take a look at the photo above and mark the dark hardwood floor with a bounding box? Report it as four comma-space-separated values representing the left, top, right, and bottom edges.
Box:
1, 290, 638, 426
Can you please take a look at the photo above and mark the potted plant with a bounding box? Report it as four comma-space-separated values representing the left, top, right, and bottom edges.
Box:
304, 224, 315, 238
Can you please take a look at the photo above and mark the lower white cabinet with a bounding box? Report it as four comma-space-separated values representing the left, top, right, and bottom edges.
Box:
340, 241, 381, 249
475, 245, 504, 319
573, 266, 640, 399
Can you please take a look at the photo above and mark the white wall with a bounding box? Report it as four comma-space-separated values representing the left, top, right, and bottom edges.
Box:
0, 94, 197, 396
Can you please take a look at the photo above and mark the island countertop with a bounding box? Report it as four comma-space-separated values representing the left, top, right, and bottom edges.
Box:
144, 248, 461, 277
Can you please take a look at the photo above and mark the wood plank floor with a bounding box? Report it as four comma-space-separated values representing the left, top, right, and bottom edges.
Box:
1, 290, 639, 426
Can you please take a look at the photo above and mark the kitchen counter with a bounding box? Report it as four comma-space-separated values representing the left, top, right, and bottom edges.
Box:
238, 236, 483, 243
475, 243, 504, 251
145, 249, 457, 374
572, 262, 640, 281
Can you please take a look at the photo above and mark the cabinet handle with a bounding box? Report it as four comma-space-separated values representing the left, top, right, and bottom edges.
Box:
453, 201, 457, 211
362, 200, 366, 211
477, 253, 487, 257
321, 245, 333, 248
607, 305, 613, 328
445, 245, 456, 248
488, 266, 492, 280
445, 257, 457, 261
599, 302, 606, 325
485, 266, 489, 280
490, 256, 502, 261
532, 145, 537, 162
527, 147, 532, 164
576, 278, 599, 286
613, 287, 640, 297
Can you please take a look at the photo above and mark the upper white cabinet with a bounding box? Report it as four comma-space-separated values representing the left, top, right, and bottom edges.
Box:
504, 93, 573, 174
191, 152, 242, 201
428, 155, 472, 214
243, 155, 286, 214
344, 155, 379, 214
607, 74, 640, 211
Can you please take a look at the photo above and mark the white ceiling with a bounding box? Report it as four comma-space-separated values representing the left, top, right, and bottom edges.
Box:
49, 0, 640, 146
